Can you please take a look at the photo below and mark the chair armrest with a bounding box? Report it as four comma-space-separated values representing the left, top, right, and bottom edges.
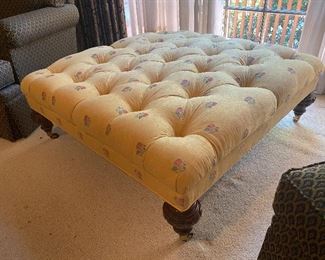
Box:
0, 60, 15, 89
0, 4, 79, 48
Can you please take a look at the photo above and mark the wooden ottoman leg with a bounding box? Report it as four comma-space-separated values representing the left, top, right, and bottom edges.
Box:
163, 200, 202, 242
31, 110, 59, 139
293, 93, 316, 122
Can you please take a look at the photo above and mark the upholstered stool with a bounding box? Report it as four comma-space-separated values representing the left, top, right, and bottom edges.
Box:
21, 32, 324, 240
258, 162, 325, 259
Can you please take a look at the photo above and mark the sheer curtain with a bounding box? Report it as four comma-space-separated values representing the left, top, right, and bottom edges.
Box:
298, 0, 325, 94
124, 0, 224, 36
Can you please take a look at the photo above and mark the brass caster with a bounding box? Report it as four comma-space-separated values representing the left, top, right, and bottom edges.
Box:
293, 115, 301, 123
47, 132, 59, 139
179, 233, 193, 242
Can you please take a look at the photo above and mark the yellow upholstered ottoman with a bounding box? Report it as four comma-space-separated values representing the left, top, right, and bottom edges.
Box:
21, 31, 324, 241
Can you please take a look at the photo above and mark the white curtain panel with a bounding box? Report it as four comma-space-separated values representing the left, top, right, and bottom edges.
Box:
299, 0, 325, 94
125, 0, 224, 36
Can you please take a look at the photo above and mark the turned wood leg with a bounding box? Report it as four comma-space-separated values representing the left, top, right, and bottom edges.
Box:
31, 110, 59, 139
163, 200, 202, 242
293, 93, 316, 122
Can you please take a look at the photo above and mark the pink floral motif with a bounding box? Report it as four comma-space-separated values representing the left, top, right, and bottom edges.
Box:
105, 124, 111, 135
84, 115, 91, 127
74, 85, 86, 91
172, 159, 186, 173
244, 96, 256, 105
116, 106, 128, 115
180, 79, 190, 87
205, 101, 218, 108
287, 67, 296, 74
51, 96, 56, 106
122, 86, 132, 92
41, 92, 46, 101
136, 142, 146, 156
203, 76, 213, 84
136, 112, 149, 119
255, 72, 266, 79
247, 56, 255, 65
75, 71, 82, 76
175, 107, 185, 119
204, 123, 219, 133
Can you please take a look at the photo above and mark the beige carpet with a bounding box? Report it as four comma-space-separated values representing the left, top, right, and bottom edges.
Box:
0, 96, 325, 260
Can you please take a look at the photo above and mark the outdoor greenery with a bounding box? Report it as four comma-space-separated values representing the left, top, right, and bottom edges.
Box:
226, 0, 309, 48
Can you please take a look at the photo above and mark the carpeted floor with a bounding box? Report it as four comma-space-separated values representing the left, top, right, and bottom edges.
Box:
0, 96, 324, 260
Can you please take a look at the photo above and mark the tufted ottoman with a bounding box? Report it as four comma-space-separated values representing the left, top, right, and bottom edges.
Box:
21, 32, 324, 240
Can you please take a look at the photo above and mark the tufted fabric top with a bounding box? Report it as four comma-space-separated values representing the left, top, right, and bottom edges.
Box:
21, 31, 324, 211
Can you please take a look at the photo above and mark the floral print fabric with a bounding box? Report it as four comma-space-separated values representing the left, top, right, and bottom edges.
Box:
21, 31, 324, 211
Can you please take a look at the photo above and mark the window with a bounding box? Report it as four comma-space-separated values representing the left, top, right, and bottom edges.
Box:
224, 0, 309, 48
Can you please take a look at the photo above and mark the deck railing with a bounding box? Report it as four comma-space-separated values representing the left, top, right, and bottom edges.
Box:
224, 0, 308, 49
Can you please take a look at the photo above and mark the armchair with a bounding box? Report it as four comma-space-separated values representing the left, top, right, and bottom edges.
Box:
0, 60, 39, 141
0, 0, 79, 141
